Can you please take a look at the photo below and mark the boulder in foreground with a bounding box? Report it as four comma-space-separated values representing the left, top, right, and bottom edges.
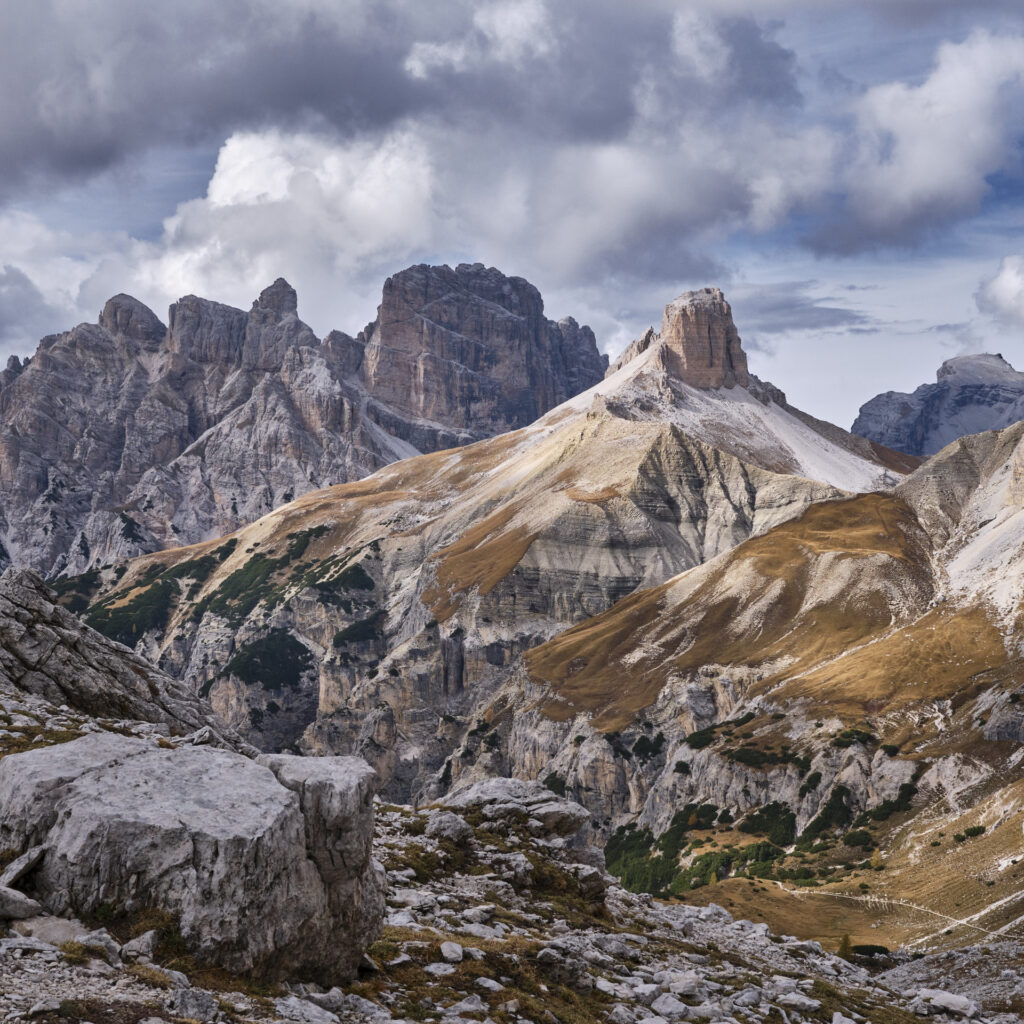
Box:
0, 733, 383, 983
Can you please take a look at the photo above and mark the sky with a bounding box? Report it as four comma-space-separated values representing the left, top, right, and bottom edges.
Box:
2, 0, 1024, 428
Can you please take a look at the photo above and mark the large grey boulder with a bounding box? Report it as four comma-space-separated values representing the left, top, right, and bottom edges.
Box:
0, 733, 383, 982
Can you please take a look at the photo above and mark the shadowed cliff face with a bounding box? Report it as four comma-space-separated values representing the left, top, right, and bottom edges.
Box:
0, 264, 606, 576
354, 263, 609, 439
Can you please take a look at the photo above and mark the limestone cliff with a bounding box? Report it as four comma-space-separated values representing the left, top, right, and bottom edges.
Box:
608, 287, 748, 388
0, 265, 606, 576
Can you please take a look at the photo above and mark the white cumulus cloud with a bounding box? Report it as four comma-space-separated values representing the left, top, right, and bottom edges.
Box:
842, 30, 1024, 242
977, 254, 1024, 324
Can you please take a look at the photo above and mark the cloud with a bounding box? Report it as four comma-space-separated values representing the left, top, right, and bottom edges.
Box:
406, 0, 553, 77
976, 254, 1024, 324
0, 265, 65, 360
81, 127, 438, 334
814, 30, 1024, 251
731, 281, 876, 335
4, 0, 1024, 405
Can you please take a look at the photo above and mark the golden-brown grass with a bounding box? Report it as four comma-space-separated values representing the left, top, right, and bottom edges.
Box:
529, 493, 934, 729
422, 502, 538, 621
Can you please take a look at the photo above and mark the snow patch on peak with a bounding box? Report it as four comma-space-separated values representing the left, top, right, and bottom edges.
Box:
936, 353, 1024, 386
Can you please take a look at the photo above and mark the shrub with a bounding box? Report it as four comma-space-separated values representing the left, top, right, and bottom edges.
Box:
674, 760, 691, 775
738, 802, 796, 846
865, 783, 917, 822
685, 727, 716, 749
632, 732, 665, 761
833, 728, 877, 749
799, 771, 822, 798
843, 829, 873, 849
86, 578, 177, 646
852, 944, 890, 957
216, 630, 313, 691
543, 773, 567, 797
798, 786, 851, 846
333, 611, 386, 647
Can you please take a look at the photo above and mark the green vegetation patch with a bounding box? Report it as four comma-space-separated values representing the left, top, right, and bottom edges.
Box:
798, 785, 851, 847
738, 801, 796, 847
833, 727, 877, 749
49, 568, 101, 614
632, 732, 665, 761
333, 611, 386, 648
214, 629, 314, 692
85, 578, 177, 646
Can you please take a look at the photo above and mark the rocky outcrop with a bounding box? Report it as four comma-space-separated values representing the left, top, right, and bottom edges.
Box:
0, 733, 383, 982
0, 265, 605, 575
608, 287, 748, 388
853, 353, 1024, 456
353, 263, 608, 443
0, 568, 234, 736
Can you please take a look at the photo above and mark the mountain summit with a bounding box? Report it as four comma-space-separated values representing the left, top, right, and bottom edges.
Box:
853, 351, 1024, 456
609, 286, 748, 389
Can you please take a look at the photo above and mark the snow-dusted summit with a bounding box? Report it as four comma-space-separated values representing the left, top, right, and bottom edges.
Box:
853, 352, 1024, 456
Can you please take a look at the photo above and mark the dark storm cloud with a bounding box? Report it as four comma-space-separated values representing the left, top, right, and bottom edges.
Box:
0, 1, 807, 202
0, 1, 423, 197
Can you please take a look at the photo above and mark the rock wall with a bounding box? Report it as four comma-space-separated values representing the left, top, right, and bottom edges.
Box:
0, 266, 605, 575
608, 287, 748, 389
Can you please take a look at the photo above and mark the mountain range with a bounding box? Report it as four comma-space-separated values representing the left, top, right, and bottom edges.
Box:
0, 263, 606, 576
3, 264, 1024, 1014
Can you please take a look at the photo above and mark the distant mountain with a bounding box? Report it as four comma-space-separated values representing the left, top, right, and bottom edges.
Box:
0, 263, 607, 575
65, 285, 914, 777
853, 352, 1024, 456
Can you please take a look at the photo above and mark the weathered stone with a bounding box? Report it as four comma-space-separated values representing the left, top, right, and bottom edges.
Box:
440, 941, 464, 963
166, 988, 219, 1022
0, 734, 383, 982
274, 995, 341, 1024
0, 568, 242, 739
607, 287, 748, 389
425, 810, 474, 844
0, 885, 42, 920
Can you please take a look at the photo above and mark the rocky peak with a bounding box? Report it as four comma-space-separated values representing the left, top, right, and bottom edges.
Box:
356, 262, 607, 443
253, 277, 298, 317
98, 294, 166, 346
935, 352, 1024, 385
854, 351, 1024, 456
608, 286, 749, 389
658, 287, 749, 388
0, 263, 606, 575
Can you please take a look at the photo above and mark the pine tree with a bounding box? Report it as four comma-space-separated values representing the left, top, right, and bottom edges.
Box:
838, 933, 853, 959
